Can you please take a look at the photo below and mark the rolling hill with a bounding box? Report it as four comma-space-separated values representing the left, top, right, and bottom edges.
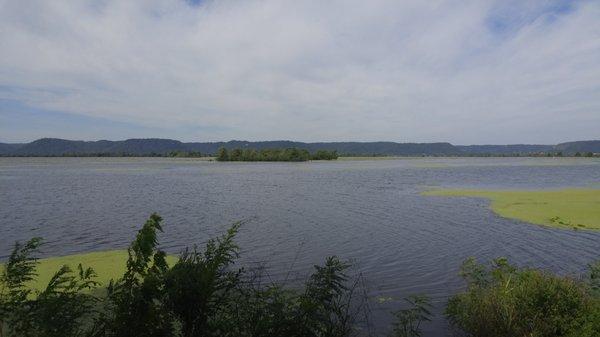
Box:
0, 138, 598, 157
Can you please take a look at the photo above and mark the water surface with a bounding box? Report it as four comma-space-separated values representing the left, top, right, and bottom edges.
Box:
1, 157, 600, 335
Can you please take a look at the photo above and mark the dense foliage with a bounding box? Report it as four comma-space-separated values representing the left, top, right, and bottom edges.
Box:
389, 295, 432, 337
0, 238, 99, 337
1, 215, 598, 337
446, 257, 600, 337
216, 147, 338, 161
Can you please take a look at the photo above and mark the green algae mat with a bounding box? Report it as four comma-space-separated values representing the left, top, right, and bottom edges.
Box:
0, 250, 178, 292
424, 188, 600, 230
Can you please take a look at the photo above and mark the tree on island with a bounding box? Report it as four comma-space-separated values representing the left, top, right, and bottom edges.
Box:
215, 147, 338, 162
217, 147, 228, 161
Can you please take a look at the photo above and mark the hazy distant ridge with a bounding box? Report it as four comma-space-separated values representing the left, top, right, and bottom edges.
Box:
0, 138, 598, 156
456, 144, 554, 155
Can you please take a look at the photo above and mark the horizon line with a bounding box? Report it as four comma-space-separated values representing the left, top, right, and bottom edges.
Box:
2, 137, 599, 146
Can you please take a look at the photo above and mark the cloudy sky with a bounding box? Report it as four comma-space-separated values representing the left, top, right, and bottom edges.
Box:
1, 0, 599, 144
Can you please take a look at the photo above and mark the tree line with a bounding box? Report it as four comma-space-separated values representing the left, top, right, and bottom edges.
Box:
1, 214, 599, 337
216, 147, 339, 162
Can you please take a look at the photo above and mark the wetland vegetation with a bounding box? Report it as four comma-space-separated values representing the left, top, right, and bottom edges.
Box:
424, 188, 600, 230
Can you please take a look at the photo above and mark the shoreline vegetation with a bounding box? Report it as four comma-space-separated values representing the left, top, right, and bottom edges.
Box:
215, 147, 339, 162
424, 188, 600, 230
0, 250, 178, 292
1, 214, 599, 336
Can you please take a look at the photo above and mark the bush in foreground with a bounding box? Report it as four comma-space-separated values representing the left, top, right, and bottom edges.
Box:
0, 238, 99, 337
446, 257, 600, 337
0, 214, 369, 337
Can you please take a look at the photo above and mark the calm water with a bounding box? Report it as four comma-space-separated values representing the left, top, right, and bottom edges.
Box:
1, 157, 600, 335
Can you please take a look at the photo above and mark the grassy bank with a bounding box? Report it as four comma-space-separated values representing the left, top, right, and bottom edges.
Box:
423, 188, 600, 230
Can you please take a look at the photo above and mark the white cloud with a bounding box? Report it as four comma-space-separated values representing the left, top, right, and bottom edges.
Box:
0, 0, 599, 143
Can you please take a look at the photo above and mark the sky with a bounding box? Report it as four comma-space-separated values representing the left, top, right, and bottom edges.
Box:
1, 0, 599, 144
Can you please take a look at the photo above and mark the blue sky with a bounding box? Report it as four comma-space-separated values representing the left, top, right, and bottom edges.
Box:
1, 0, 599, 144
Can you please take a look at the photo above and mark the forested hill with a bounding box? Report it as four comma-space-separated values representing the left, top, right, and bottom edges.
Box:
0, 138, 599, 157
554, 140, 600, 154
199, 140, 460, 156
456, 144, 554, 155
0, 142, 24, 154
455, 141, 600, 155
0, 138, 460, 156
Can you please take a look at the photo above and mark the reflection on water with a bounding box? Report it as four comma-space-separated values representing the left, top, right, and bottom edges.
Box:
1, 157, 600, 336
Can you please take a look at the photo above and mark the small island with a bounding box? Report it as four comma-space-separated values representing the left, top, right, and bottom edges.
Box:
216, 147, 338, 162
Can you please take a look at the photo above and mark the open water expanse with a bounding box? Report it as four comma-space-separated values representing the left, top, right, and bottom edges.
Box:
1, 157, 600, 335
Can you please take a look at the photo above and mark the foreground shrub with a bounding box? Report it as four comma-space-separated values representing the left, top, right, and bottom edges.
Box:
95, 213, 173, 337
389, 295, 432, 337
1, 214, 368, 337
163, 223, 242, 337
446, 257, 600, 337
0, 238, 99, 337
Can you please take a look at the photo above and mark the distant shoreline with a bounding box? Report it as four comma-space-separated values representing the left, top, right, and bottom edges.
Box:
1, 138, 599, 157
1, 155, 599, 159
